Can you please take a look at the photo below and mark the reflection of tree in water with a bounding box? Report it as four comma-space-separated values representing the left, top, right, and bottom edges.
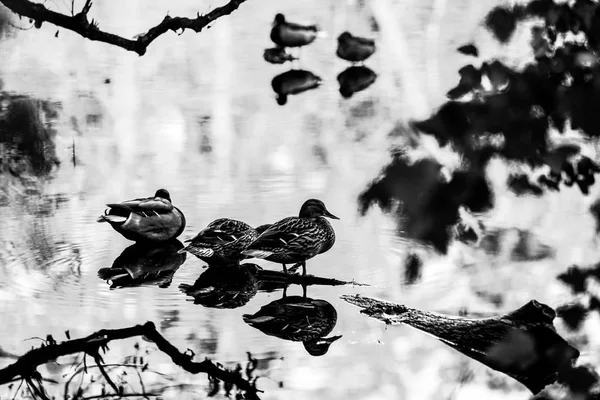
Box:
0, 92, 62, 205
360, 0, 600, 256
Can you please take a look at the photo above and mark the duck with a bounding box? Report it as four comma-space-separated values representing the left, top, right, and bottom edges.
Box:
179, 218, 260, 264
270, 13, 319, 48
336, 31, 376, 63
243, 296, 342, 356
97, 189, 186, 242
242, 199, 338, 276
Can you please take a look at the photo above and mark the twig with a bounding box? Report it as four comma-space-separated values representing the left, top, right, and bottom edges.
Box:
93, 355, 119, 394
0, 322, 260, 399
0, 0, 249, 55
10, 379, 24, 400
79, 394, 159, 400
26, 377, 51, 400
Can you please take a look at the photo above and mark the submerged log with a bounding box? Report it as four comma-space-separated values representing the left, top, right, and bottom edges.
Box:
341, 294, 579, 394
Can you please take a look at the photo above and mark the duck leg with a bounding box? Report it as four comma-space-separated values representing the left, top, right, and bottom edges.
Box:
282, 284, 288, 298
282, 264, 288, 274
301, 261, 307, 276
302, 283, 307, 299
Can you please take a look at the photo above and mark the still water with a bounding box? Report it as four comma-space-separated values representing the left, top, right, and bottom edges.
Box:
0, 0, 598, 399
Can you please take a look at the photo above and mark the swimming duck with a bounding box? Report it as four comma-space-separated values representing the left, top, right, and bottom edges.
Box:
336, 31, 376, 63
242, 199, 338, 276
263, 47, 298, 64
243, 296, 342, 356
270, 13, 319, 48
179, 218, 259, 264
97, 189, 186, 242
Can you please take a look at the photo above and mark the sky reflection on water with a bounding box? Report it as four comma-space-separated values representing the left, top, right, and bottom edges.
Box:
1, 0, 599, 399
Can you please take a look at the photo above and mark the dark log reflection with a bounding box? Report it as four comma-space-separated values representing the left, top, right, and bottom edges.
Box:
98, 240, 186, 289
342, 295, 579, 394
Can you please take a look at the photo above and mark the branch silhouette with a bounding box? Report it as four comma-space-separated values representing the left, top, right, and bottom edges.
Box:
0, 0, 248, 55
0, 321, 261, 399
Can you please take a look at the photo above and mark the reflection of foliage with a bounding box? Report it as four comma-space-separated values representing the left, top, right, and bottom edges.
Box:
360, 0, 600, 252
0, 322, 261, 399
0, 4, 11, 40
359, 151, 492, 253
0, 93, 61, 205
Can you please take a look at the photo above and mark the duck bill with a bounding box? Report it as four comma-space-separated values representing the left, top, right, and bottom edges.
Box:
324, 210, 340, 220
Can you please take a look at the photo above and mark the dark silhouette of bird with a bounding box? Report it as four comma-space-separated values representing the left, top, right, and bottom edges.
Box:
270, 13, 319, 48
242, 199, 338, 276
336, 31, 376, 63
271, 69, 322, 105
97, 189, 186, 242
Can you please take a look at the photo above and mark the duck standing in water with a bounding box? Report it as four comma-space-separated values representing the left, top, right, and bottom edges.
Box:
243, 296, 342, 356
270, 13, 319, 49
242, 199, 338, 276
97, 189, 186, 242
179, 218, 261, 264
336, 31, 376, 63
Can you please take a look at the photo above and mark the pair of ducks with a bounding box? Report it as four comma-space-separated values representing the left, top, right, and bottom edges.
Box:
264, 13, 376, 64
97, 189, 339, 276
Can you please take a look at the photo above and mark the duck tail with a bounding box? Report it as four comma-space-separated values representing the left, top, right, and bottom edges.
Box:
242, 314, 273, 324
97, 214, 128, 224
98, 267, 128, 280
241, 249, 273, 259
316, 29, 328, 39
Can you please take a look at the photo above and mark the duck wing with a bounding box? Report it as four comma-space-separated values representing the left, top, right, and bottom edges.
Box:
285, 21, 318, 32
247, 217, 314, 249
107, 196, 173, 216
352, 35, 375, 46
188, 219, 253, 245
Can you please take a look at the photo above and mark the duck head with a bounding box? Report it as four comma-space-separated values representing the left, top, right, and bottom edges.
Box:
337, 31, 352, 42
155, 188, 171, 202
274, 13, 286, 24
299, 199, 339, 219
303, 335, 343, 356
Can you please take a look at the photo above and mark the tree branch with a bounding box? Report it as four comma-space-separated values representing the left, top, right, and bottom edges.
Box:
0, 0, 248, 55
0, 321, 260, 399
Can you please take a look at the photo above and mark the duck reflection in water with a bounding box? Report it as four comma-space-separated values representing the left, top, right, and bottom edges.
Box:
271, 70, 322, 105
97, 240, 186, 288
243, 294, 342, 356
179, 263, 262, 309
337, 66, 377, 98
263, 47, 297, 65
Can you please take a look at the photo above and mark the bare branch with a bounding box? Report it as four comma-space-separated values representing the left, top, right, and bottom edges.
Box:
0, 322, 260, 399
0, 0, 248, 55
